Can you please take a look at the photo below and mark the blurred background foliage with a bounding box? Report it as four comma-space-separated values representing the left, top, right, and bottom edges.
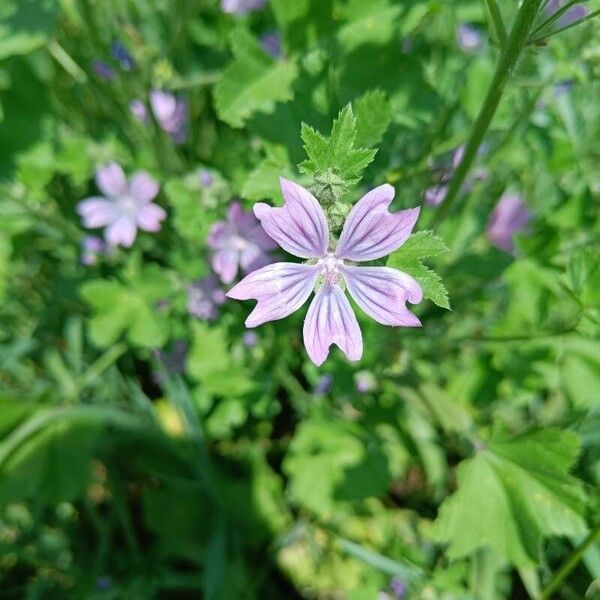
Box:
0, 0, 599, 598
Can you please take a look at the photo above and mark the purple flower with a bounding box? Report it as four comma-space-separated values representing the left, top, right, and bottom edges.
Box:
111, 41, 135, 70
80, 235, 106, 266
554, 80, 574, 97
221, 0, 265, 15
390, 576, 407, 599
486, 193, 531, 253
130, 99, 149, 124
207, 201, 278, 284
243, 331, 258, 347
149, 90, 188, 144
227, 178, 423, 366
92, 61, 115, 80
457, 24, 482, 51
187, 275, 226, 320
76, 162, 166, 248
199, 169, 215, 188
260, 31, 282, 58
355, 370, 376, 393
314, 373, 333, 395
546, 0, 589, 27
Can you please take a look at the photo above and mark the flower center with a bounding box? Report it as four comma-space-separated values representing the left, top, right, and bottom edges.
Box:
317, 254, 343, 286
118, 196, 138, 216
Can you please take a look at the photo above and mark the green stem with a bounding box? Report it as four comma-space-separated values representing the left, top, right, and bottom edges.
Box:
484, 0, 508, 46
540, 522, 600, 600
434, 0, 545, 223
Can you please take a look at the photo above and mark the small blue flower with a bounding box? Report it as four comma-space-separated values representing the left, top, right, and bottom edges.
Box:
111, 41, 135, 70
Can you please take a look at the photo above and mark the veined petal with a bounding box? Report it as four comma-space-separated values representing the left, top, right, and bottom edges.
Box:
95, 162, 127, 198
303, 284, 363, 366
253, 178, 328, 259
129, 171, 159, 203
227, 262, 317, 327
77, 197, 118, 228
341, 265, 422, 327
336, 184, 420, 261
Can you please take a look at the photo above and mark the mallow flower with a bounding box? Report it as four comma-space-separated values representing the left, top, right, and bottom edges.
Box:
187, 275, 226, 320
208, 201, 278, 284
227, 178, 423, 366
486, 193, 531, 253
221, 0, 265, 15
77, 162, 166, 248
149, 90, 188, 144
456, 24, 482, 52
546, 0, 589, 27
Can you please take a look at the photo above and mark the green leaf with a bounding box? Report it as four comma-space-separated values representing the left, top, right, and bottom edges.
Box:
387, 231, 450, 309
0, 0, 57, 60
241, 145, 293, 203
214, 28, 298, 128
186, 323, 254, 398
432, 429, 588, 566
299, 105, 376, 199
81, 266, 171, 348
354, 89, 392, 148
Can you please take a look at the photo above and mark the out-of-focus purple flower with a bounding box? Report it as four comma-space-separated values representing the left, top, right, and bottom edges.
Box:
457, 24, 482, 51
199, 169, 215, 188
149, 90, 188, 144
243, 331, 259, 348
554, 80, 574, 97
92, 61, 115, 80
130, 99, 149, 124
425, 145, 465, 207
77, 162, 166, 248
96, 576, 111, 591
355, 371, 376, 393
227, 178, 423, 366
390, 576, 407, 599
221, 0, 265, 15
486, 193, 531, 253
314, 373, 333, 395
80, 235, 106, 266
187, 275, 226, 320
546, 0, 589, 27
260, 31, 282, 58
207, 201, 278, 284
111, 41, 135, 70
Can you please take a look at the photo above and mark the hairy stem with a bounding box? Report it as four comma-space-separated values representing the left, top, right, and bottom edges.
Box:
540, 522, 600, 600
434, 0, 545, 223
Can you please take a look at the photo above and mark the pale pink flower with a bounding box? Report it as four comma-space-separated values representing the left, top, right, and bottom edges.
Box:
149, 90, 188, 144
486, 193, 531, 253
227, 178, 423, 366
207, 201, 278, 284
221, 0, 265, 15
187, 275, 226, 320
77, 162, 166, 248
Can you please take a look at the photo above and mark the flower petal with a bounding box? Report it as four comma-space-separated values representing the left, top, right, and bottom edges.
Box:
76, 197, 118, 228
341, 265, 422, 327
136, 203, 166, 232
212, 248, 239, 284
105, 216, 137, 247
239, 245, 274, 274
149, 90, 176, 122
336, 184, 420, 261
303, 284, 363, 366
95, 162, 127, 198
253, 178, 328, 259
129, 171, 159, 203
227, 262, 317, 327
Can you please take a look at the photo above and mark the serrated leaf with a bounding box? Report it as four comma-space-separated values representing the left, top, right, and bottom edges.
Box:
387, 231, 450, 309
432, 429, 587, 566
355, 89, 392, 148
299, 105, 376, 188
214, 29, 298, 128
